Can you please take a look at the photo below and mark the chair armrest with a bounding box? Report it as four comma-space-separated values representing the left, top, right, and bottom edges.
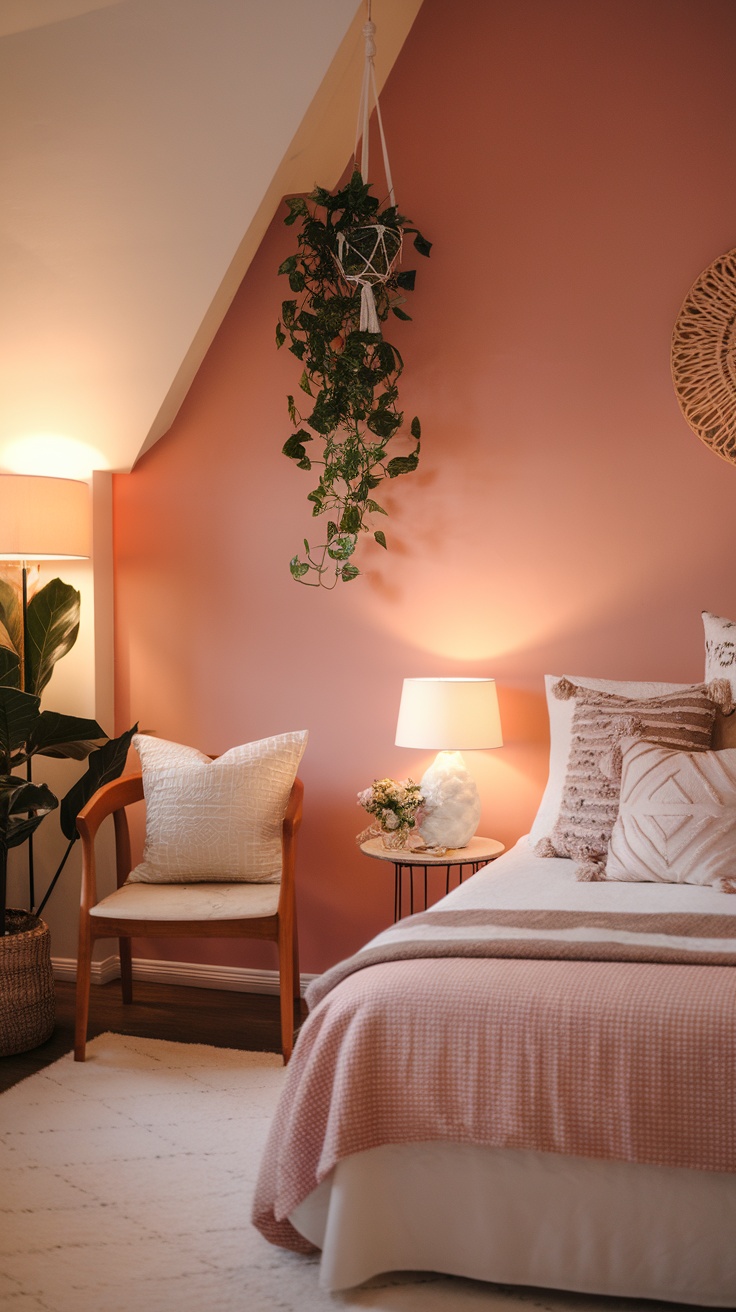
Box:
76, 773, 144, 911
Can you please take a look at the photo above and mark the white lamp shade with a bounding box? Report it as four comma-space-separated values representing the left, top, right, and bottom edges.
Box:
0, 475, 91, 560
395, 677, 503, 751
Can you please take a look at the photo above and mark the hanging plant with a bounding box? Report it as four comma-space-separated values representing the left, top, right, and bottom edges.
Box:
277, 168, 430, 587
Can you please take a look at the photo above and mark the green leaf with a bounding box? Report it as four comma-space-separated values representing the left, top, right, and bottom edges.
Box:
0, 649, 20, 689
296, 456, 312, 471
287, 394, 297, 423
386, 453, 419, 479
391, 306, 412, 321
0, 579, 21, 655
282, 430, 313, 460
0, 778, 58, 849
366, 499, 387, 516
395, 270, 416, 291
284, 196, 309, 225
326, 520, 338, 541
340, 506, 361, 534
0, 687, 40, 768
299, 371, 313, 396
327, 533, 356, 561
59, 724, 138, 842
412, 231, 432, 257
410, 416, 421, 440
27, 711, 107, 761
340, 564, 360, 581
26, 578, 81, 698
374, 529, 387, 549
0, 776, 58, 850
278, 255, 297, 276
288, 270, 306, 293
367, 409, 402, 439
282, 300, 297, 327
275, 322, 285, 348
289, 556, 310, 580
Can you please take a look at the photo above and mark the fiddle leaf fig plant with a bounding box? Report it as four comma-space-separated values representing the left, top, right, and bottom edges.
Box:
277, 168, 431, 587
0, 576, 136, 937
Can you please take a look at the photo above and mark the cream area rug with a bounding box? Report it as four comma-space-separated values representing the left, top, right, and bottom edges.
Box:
0, 1032, 706, 1312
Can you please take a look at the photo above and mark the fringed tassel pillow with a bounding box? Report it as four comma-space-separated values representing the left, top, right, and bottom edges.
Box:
534, 677, 732, 881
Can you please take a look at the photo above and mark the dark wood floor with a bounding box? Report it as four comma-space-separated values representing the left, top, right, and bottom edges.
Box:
1, 979, 307, 1093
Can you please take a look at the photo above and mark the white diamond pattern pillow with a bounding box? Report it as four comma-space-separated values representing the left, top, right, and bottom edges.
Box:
128, 730, 308, 884
605, 739, 736, 889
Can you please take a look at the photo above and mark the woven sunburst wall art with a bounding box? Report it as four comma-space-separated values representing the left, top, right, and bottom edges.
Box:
671, 247, 736, 466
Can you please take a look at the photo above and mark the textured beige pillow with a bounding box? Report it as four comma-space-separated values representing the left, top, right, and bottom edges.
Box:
703, 611, 736, 748
535, 679, 726, 876
128, 730, 308, 884
605, 739, 736, 892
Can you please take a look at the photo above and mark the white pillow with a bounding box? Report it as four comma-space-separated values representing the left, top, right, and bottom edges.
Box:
128, 730, 308, 884
703, 611, 736, 748
605, 738, 736, 891
528, 674, 700, 844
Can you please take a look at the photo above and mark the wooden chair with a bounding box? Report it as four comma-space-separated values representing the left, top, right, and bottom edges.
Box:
74, 773, 304, 1064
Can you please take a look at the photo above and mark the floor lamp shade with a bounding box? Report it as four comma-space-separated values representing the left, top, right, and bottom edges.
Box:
0, 475, 91, 560
395, 679, 503, 849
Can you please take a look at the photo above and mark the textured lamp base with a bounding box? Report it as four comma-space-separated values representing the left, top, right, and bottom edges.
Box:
417, 750, 481, 849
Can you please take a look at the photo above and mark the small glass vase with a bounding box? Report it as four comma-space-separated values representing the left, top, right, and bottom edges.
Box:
380, 828, 411, 851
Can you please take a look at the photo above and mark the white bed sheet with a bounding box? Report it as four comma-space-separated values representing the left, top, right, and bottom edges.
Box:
288, 839, 736, 1302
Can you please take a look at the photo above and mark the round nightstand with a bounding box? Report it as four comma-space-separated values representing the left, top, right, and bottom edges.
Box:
360, 835, 505, 922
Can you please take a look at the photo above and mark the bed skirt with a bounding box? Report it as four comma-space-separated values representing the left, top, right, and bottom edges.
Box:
290, 1141, 736, 1303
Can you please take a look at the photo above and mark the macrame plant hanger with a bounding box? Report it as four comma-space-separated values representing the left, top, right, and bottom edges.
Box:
335, 2, 402, 334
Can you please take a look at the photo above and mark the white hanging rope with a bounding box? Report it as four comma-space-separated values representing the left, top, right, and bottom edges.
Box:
338, 7, 400, 332
354, 14, 396, 208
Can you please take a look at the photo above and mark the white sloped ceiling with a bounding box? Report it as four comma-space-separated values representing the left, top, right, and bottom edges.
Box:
0, 0, 422, 474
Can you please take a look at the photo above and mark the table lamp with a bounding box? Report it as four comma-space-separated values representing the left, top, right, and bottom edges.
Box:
395, 677, 503, 849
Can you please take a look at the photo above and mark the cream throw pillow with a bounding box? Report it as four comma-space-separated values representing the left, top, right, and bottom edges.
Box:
128, 730, 308, 884
605, 739, 736, 892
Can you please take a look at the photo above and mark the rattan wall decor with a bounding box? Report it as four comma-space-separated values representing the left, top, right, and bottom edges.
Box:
671, 247, 736, 466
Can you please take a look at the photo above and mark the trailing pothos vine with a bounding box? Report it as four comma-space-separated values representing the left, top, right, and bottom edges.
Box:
277, 169, 431, 587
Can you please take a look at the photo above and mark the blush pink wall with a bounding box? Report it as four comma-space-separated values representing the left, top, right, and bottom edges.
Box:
113, 0, 736, 975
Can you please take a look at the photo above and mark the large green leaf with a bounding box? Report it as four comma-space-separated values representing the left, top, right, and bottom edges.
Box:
0, 687, 40, 769
0, 578, 21, 654
27, 711, 108, 761
26, 578, 81, 698
0, 776, 58, 849
60, 723, 138, 841
0, 649, 20, 689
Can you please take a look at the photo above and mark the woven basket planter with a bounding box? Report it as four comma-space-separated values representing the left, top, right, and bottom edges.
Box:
0, 910, 55, 1057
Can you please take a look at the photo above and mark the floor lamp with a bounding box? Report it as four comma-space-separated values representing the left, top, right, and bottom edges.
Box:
0, 475, 92, 902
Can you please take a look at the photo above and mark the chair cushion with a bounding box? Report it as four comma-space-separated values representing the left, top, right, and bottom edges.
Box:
127, 730, 307, 884
92, 880, 281, 921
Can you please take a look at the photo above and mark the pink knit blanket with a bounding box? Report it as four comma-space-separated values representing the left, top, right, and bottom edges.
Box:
253, 917, 736, 1253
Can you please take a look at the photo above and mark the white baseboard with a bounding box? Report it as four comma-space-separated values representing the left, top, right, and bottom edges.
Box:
52, 954, 316, 998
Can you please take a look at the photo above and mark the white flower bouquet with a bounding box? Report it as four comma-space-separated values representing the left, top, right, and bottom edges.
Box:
357, 777, 425, 849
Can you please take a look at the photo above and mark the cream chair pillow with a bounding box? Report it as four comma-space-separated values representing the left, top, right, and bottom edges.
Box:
605, 738, 736, 892
128, 730, 308, 884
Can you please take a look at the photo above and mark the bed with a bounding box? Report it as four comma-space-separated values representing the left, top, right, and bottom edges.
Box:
252, 660, 736, 1304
